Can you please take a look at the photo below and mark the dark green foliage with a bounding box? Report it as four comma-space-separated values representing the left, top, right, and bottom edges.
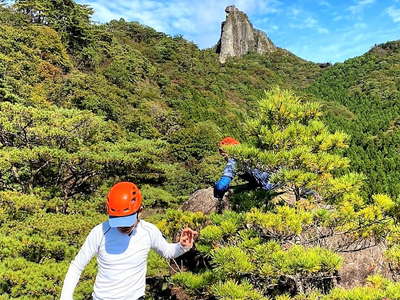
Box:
276, 275, 400, 299
308, 41, 400, 198
1, 1, 400, 298
159, 89, 394, 299
0, 102, 171, 201
14, 0, 94, 53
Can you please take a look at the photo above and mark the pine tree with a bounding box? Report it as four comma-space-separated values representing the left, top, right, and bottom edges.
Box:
13, 0, 94, 52
227, 86, 353, 202
165, 87, 395, 298
0, 102, 170, 209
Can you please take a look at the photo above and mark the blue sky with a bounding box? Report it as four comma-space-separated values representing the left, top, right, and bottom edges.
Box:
76, 0, 400, 63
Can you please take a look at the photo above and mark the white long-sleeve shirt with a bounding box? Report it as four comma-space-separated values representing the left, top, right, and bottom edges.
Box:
60, 220, 190, 300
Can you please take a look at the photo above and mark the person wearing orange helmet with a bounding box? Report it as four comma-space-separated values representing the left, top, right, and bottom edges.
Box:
214, 137, 277, 199
60, 182, 197, 300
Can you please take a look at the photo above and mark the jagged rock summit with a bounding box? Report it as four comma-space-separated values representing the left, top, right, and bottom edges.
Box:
216, 5, 277, 63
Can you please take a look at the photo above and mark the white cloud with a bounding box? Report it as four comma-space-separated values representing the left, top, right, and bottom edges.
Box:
353, 33, 367, 42
317, 27, 329, 34
74, 0, 400, 63
255, 17, 270, 24
289, 16, 329, 34
235, 0, 282, 15
333, 15, 343, 21
304, 16, 318, 27
88, 3, 123, 24
348, 0, 375, 14
287, 29, 374, 63
290, 8, 301, 16
386, 6, 400, 23
318, 1, 331, 7
354, 22, 367, 29
270, 25, 279, 32
76, 0, 282, 48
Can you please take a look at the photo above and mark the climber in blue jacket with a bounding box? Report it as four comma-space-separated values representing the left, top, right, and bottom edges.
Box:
214, 137, 278, 198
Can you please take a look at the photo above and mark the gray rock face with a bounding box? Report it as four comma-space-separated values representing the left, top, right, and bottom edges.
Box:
181, 187, 231, 214
216, 5, 276, 63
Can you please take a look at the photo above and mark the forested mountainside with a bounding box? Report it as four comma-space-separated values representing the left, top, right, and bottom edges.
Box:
308, 41, 400, 198
1, 1, 400, 299
0, 2, 321, 197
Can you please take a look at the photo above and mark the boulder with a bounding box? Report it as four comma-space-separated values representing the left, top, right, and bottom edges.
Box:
181, 187, 231, 214
318, 62, 332, 68
339, 244, 391, 288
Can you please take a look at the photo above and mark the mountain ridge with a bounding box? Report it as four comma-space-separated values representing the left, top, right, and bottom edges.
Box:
0, 2, 400, 298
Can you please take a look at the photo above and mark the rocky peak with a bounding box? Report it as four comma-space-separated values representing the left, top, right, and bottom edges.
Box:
216, 5, 276, 63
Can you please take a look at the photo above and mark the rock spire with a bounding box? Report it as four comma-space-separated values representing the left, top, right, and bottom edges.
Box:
216, 5, 276, 63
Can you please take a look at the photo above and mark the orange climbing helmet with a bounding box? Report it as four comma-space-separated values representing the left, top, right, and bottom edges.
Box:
219, 137, 240, 148
106, 182, 142, 227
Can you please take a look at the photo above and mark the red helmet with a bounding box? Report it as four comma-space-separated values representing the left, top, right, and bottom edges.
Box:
219, 137, 240, 148
107, 182, 142, 217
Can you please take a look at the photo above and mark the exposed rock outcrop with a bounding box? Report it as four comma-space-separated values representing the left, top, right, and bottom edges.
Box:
318, 62, 332, 68
181, 187, 231, 214
339, 244, 391, 288
216, 5, 276, 63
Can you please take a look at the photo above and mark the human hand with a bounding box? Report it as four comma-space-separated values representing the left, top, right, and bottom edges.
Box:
179, 228, 198, 248
219, 149, 229, 159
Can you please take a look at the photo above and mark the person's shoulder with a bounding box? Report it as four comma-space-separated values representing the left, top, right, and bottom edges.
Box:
139, 220, 159, 232
139, 220, 164, 238
89, 221, 110, 237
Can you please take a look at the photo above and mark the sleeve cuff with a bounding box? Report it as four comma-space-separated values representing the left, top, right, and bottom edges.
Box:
179, 243, 192, 253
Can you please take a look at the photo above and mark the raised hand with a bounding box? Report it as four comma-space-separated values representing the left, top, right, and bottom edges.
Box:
179, 228, 198, 248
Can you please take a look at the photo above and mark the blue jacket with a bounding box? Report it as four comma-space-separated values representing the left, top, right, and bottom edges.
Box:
214, 158, 277, 198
